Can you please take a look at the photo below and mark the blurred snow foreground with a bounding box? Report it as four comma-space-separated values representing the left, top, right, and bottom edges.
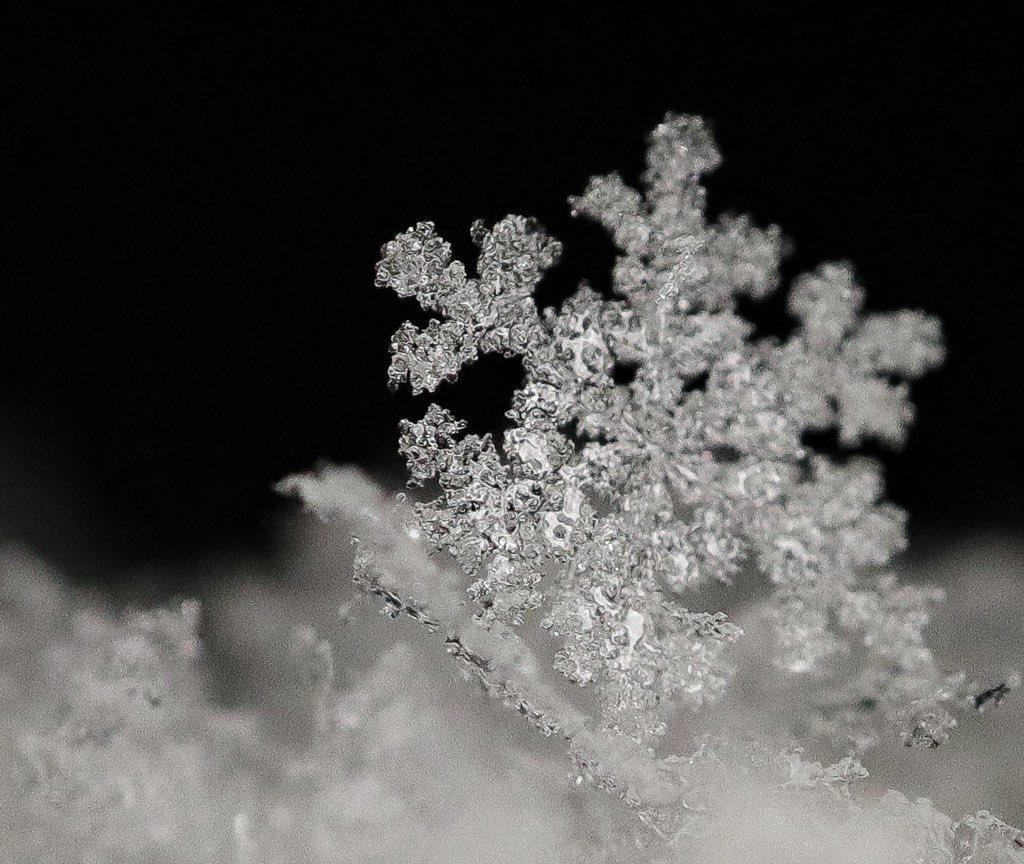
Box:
2, 115, 1022, 862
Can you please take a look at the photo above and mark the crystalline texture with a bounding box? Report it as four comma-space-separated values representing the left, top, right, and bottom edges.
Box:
372, 113, 958, 753
259, 113, 1024, 861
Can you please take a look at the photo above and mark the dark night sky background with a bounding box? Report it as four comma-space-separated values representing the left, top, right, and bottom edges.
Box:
1, 10, 1020, 593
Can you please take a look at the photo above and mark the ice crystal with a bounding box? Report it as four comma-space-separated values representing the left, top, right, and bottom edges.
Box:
277, 114, 1022, 860
368, 113, 953, 748
955, 811, 1024, 862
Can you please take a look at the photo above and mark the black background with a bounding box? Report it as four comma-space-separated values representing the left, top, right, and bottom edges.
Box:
1, 10, 1020, 591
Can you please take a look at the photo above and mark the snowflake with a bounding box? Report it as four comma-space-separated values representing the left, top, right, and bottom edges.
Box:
279, 114, 1021, 858
370, 113, 951, 748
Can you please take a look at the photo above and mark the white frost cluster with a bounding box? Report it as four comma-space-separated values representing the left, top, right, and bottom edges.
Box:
3, 115, 1020, 863
277, 115, 1022, 859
